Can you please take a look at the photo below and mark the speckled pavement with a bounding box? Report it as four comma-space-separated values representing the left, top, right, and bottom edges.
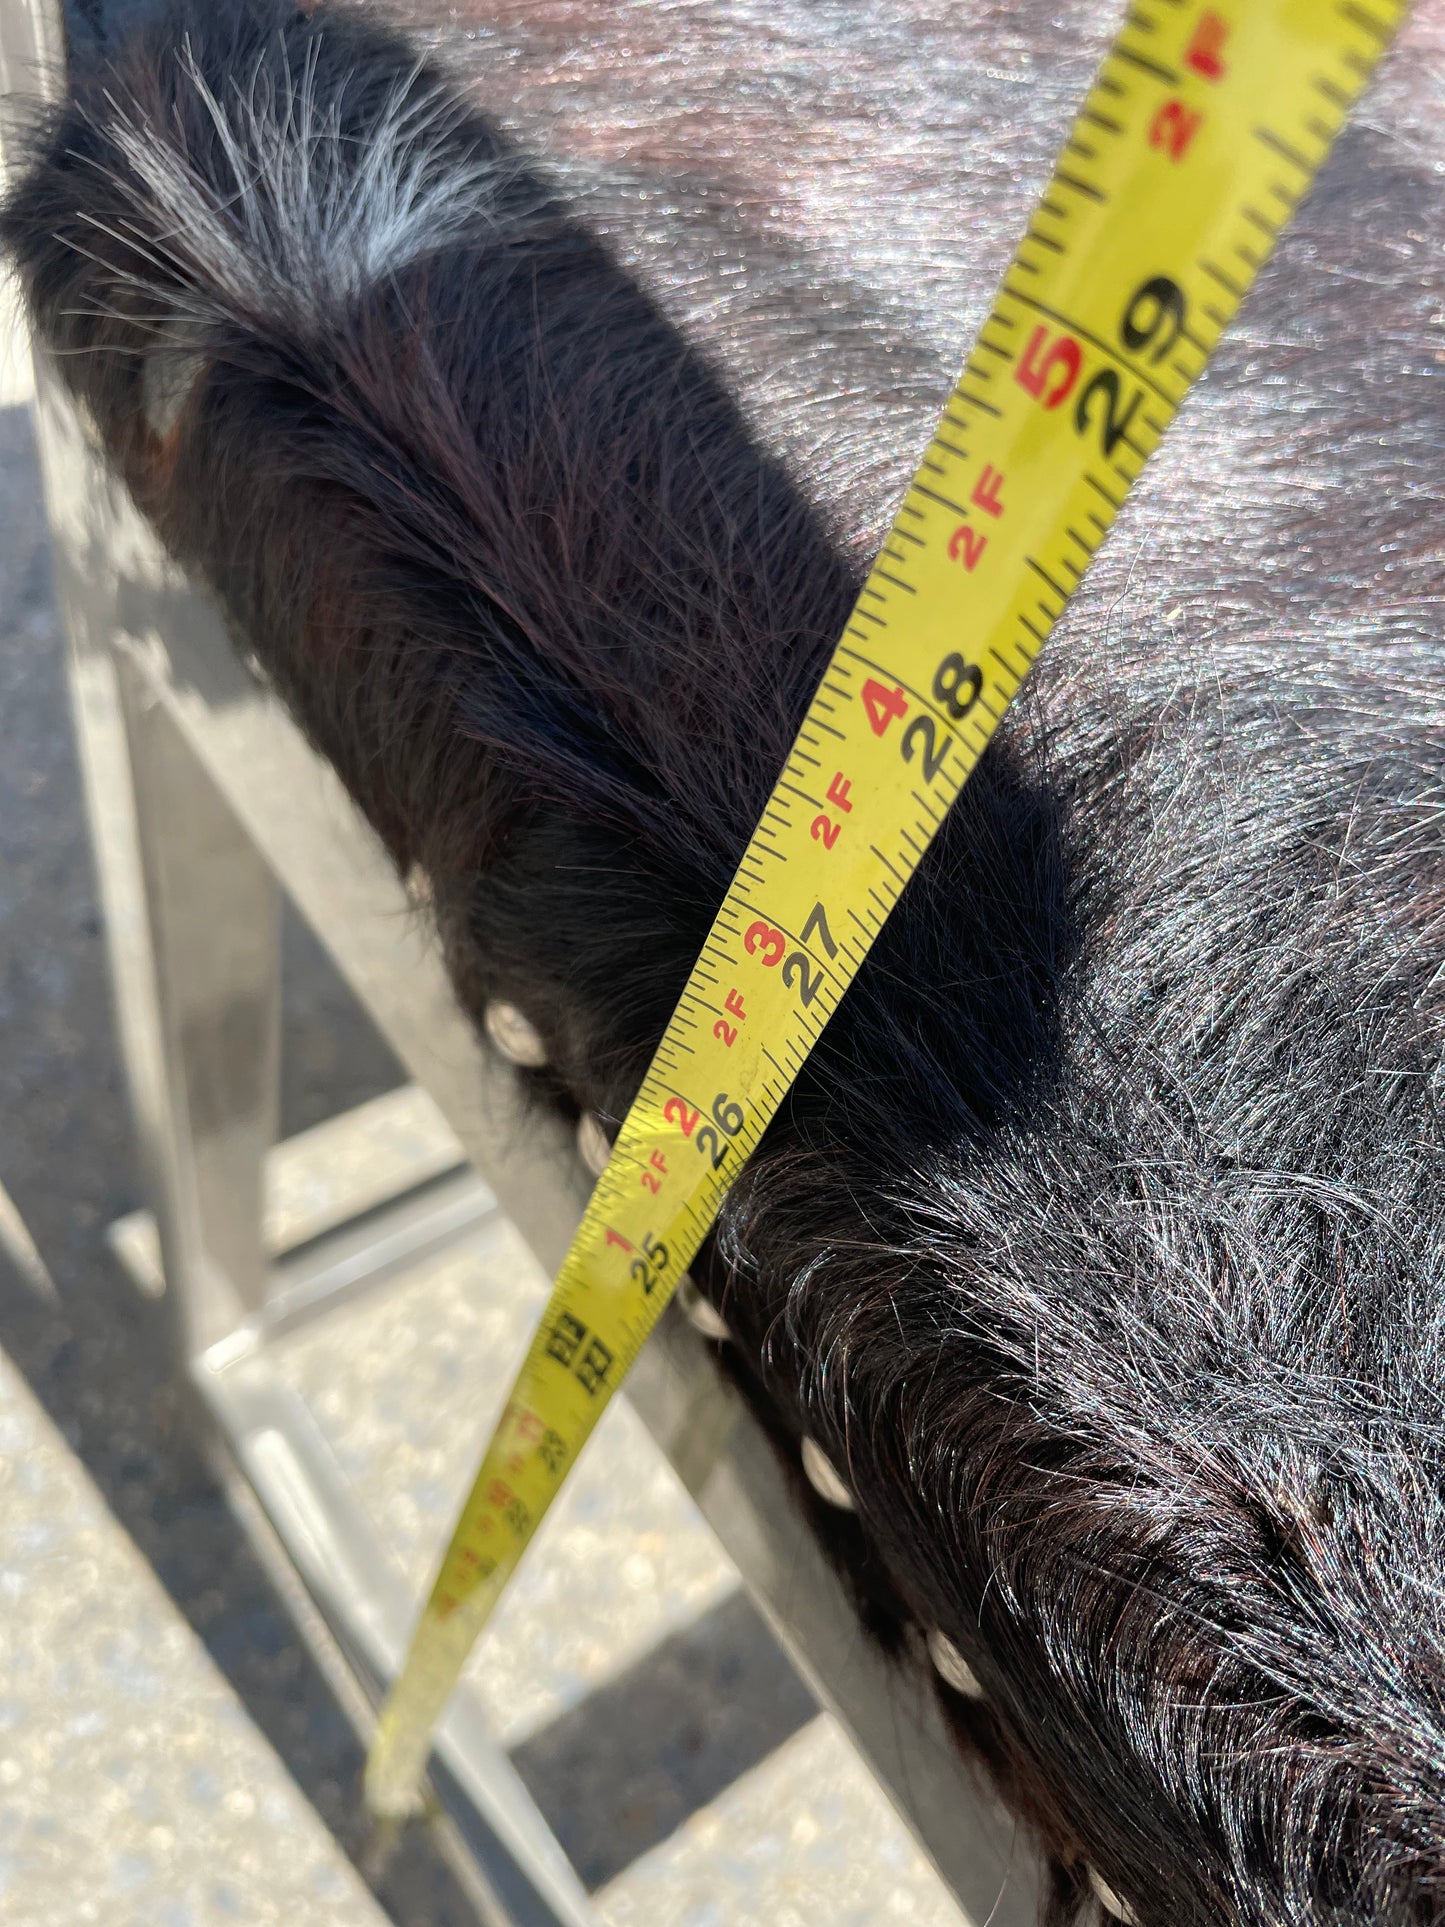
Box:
0, 1343, 390, 1927
0, 304, 969, 1927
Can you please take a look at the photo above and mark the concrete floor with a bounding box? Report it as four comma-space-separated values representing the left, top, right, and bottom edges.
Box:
0, 309, 965, 1926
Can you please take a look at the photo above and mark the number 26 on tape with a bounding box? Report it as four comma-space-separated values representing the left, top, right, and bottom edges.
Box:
662, 1091, 741, 1170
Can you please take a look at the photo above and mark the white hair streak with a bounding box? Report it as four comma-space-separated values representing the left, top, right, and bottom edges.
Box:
87, 26, 555, 335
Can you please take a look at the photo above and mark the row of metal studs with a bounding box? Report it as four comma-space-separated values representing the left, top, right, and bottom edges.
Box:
485, 1004, 1135, 1924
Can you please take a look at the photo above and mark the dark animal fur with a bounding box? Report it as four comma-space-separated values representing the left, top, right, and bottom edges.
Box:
5, 0, 1445, 1919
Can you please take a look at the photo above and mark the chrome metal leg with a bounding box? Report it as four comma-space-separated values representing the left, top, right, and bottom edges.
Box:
24, 387, 272, 1356
115, 658, 281, 1349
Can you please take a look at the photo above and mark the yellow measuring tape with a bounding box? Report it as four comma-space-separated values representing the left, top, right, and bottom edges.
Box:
366, 0, 1405, 1818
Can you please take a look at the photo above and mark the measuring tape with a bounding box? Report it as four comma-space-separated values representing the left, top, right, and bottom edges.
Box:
366, 0, 1405, 1819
